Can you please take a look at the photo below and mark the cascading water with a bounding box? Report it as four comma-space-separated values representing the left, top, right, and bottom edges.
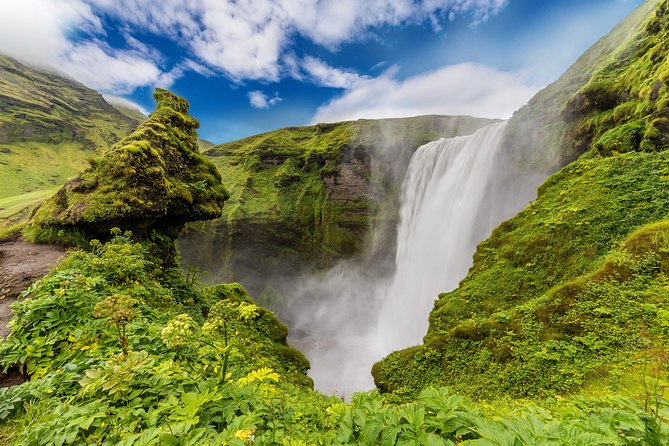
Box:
374, 121, 508, 352
286, 121, 516, 396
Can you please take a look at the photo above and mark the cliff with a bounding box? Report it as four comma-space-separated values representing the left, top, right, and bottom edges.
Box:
179, 115, 496, 294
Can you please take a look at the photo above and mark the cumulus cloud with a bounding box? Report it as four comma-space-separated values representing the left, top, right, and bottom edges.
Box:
84, 0, 510, 84
311, 63, 540, 123
60, 41, 165, 93
248, 90, 283, 109
0, 0, 510, 94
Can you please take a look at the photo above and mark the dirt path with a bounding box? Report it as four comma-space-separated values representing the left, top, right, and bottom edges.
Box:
0, 235, 65, 338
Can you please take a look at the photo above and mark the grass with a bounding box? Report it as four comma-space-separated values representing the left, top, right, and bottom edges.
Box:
0, 187, 59, 219
0, 142, 93, 200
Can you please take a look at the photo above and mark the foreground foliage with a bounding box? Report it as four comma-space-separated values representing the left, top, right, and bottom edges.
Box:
0, 236, 667, 445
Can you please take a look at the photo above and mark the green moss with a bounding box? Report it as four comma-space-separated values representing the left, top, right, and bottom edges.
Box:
592, 119, 646, 154
562, 0, 669, 156
273, 158, 302, 187
27, 89, 228, 246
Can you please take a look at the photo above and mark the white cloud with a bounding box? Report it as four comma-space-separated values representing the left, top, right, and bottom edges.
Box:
60, 41, 165, 93
0, 0, 510, 94
102, 94, 148, 115
0, 0, 99, 65
302, 56, 368, 88
84, 0, 510, 83
311, 63, 540, 123
247, 90, 283, 109
0, 0, 171, 94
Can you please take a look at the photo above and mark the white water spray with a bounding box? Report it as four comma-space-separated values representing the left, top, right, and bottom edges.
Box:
287, 122, 515, 395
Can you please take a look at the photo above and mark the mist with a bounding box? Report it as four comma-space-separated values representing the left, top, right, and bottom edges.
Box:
266, 121, 549, 396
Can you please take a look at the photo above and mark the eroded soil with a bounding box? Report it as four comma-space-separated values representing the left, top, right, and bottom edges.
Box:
0, 235, 65, 338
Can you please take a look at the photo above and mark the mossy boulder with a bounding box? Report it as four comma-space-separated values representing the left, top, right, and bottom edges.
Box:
27, 89, 228, 243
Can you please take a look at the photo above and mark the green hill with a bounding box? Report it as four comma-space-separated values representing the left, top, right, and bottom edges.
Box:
0, 55, 142, 224
373, 0, 669, 400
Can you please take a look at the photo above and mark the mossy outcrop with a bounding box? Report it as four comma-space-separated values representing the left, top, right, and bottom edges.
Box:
374, 0, 669, 400
562, 0, 669, 157
27, 89, 228, 245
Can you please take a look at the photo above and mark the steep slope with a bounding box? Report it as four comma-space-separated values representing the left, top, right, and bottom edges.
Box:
374, 0, 669, 400
179, 115, 496, 293
0, 55, 142, 201
501, 0, 661, 172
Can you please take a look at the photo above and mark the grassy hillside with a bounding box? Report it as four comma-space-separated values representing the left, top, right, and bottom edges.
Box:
179, 115, 496, 291
374, 0, 669, 400
0, 55, 142, 224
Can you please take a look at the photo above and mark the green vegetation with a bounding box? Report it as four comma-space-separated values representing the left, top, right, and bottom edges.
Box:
0, 187, 59, 219
27, 89, 228, 250
563, 0, 669, 157
4, 1, 669, 442
2, 234, 668, 445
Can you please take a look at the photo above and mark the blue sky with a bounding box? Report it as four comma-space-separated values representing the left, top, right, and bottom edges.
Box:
0, 0, 644, 143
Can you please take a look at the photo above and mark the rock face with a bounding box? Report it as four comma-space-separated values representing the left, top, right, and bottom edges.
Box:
373, 0, 669, 400
178, 115, 496, 295
28, 89, 228, 244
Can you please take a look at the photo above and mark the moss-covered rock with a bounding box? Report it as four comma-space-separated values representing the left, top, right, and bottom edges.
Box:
26, 89, 228, 245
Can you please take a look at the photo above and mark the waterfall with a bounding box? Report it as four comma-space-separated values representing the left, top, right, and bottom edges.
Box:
285, 121, 515, 396
374, 121, 508, 352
